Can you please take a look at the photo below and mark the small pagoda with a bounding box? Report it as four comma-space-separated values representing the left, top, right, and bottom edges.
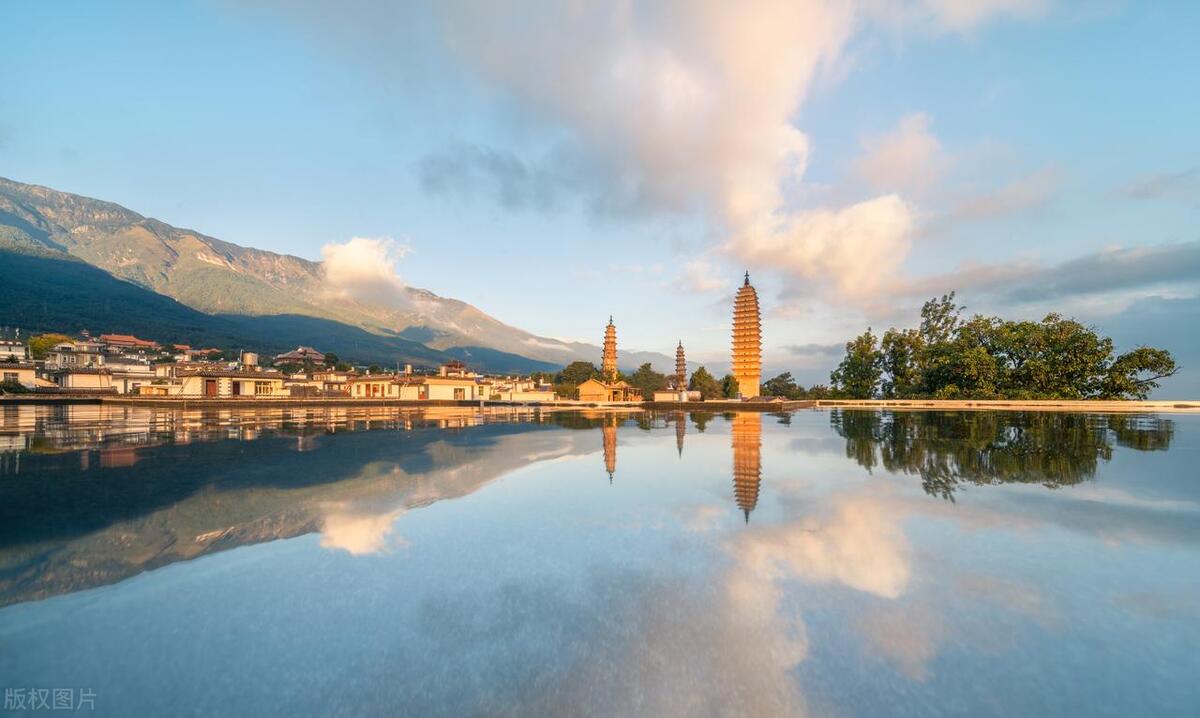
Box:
577, 317, 638, 402
675, 340, 686, 390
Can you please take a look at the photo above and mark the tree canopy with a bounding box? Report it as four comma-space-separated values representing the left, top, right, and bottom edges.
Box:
830, 293, 1178, 400
28, 333, 72, 359
628, 362, 667, 399
688, 366, 723, 399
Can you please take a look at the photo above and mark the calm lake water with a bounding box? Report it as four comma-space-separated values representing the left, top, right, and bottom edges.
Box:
1, 404, 1198, 717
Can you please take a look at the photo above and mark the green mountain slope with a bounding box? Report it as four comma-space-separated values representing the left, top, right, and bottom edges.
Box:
0, 176, 674, 371
0, 249, 553, 372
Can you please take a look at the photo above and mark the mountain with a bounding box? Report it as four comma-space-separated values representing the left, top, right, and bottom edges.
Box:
0, 177, 673, 372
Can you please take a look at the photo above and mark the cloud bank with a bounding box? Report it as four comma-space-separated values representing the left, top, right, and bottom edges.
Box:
253, 0, 1063, 309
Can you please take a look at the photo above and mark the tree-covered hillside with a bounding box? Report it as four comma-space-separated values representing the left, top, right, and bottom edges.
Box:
0, 249, 553, 372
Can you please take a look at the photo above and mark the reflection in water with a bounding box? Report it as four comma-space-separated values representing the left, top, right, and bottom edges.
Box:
603, 414, 618, 482
830, 410, 1176, 500
2, 406, 1199, 716
675, 410, 686, 457
0, 405, 595, 607
732, 413, 763, 523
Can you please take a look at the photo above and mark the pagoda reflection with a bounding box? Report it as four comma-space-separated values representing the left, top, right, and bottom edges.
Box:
674, 411, 686, 457
731, 413, 762, 523
603, 414, 618, 482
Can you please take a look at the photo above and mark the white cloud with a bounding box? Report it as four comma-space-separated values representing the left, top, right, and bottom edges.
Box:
259, 0, 1055, 307
731, 194, 916, 302
866, 0, 1052, 33
943, 164, 1063, 222
854, 112, 949, 195
671, 259, 728, 294
320, 236, 411, 304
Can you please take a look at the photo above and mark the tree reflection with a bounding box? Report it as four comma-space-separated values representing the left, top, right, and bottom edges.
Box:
829, 410, 1175, 501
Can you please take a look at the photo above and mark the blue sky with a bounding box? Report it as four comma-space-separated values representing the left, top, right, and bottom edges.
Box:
2, 1, 1197, 391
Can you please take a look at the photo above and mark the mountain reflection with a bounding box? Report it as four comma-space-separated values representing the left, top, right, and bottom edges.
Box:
0, 404, 596, 607
830, 410, 1176, 500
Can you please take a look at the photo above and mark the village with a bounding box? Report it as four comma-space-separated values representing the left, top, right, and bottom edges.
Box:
0, 275, 775, 406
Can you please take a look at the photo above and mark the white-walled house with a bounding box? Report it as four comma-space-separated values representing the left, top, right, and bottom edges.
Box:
0, 361, 37, 389
49, 368, 114, 392
347, 375, 480, 401
172, 370, 287, 398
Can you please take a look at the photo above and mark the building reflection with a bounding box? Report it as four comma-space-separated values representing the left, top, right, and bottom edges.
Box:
674, 411, 686, 457
603, 415, 618, 482
731, 413, 763, 523
0, 403, 558, 476
0, 407, 599, 608
830, 409, 1176, 500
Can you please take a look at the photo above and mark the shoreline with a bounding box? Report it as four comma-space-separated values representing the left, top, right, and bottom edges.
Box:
1, 395, 1197, 413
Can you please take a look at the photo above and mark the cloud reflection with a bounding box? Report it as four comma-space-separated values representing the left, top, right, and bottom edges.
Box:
320, 508, 406, 555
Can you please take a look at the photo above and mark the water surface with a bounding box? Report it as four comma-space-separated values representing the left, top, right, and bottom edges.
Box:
1, 404, 1197, 716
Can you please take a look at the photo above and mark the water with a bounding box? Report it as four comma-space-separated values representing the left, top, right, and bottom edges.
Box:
1, 404, 1198, 717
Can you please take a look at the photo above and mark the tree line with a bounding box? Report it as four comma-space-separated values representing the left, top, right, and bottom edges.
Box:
544, 361, 746, 400
829, 293, 1177, 400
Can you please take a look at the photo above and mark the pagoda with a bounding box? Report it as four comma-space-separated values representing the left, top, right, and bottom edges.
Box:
602, 316, 618, 381
675, 340, 686, 390
577, 317, 638, 402
731, 271, 762, 398
731, 412, 762, 523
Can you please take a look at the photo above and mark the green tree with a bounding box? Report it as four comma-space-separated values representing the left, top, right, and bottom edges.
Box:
688, 366, 723, 400
831, 329, 883, 398
805, 384, 832, 400
721, 373, 740, 398
1099, 347, 1178, 400
323, 352, 340, 367
28, 333, 72, 359
880, 328, 923, 398
919, 292, 962, 345
858, 292, 1178, 400
628, 362, 667, 399
557, 361, 599, 386
762, 372, 800, 399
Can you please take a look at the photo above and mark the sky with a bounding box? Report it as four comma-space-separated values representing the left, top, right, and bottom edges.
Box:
2, 1, 1198, 392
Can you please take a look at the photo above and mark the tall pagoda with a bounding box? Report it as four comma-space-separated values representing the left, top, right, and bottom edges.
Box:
731, 271, 762, 398
731, 412, 762, 523
675, 340, 686, 390
602, 316, 618, 381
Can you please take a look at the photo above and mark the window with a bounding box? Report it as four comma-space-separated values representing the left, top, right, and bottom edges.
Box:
2, 372, 16, 384
254, 381, 272, 396
453, 388, 466, 400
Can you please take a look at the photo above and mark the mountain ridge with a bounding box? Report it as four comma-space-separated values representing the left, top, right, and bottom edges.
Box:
0, 176, 676, 372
